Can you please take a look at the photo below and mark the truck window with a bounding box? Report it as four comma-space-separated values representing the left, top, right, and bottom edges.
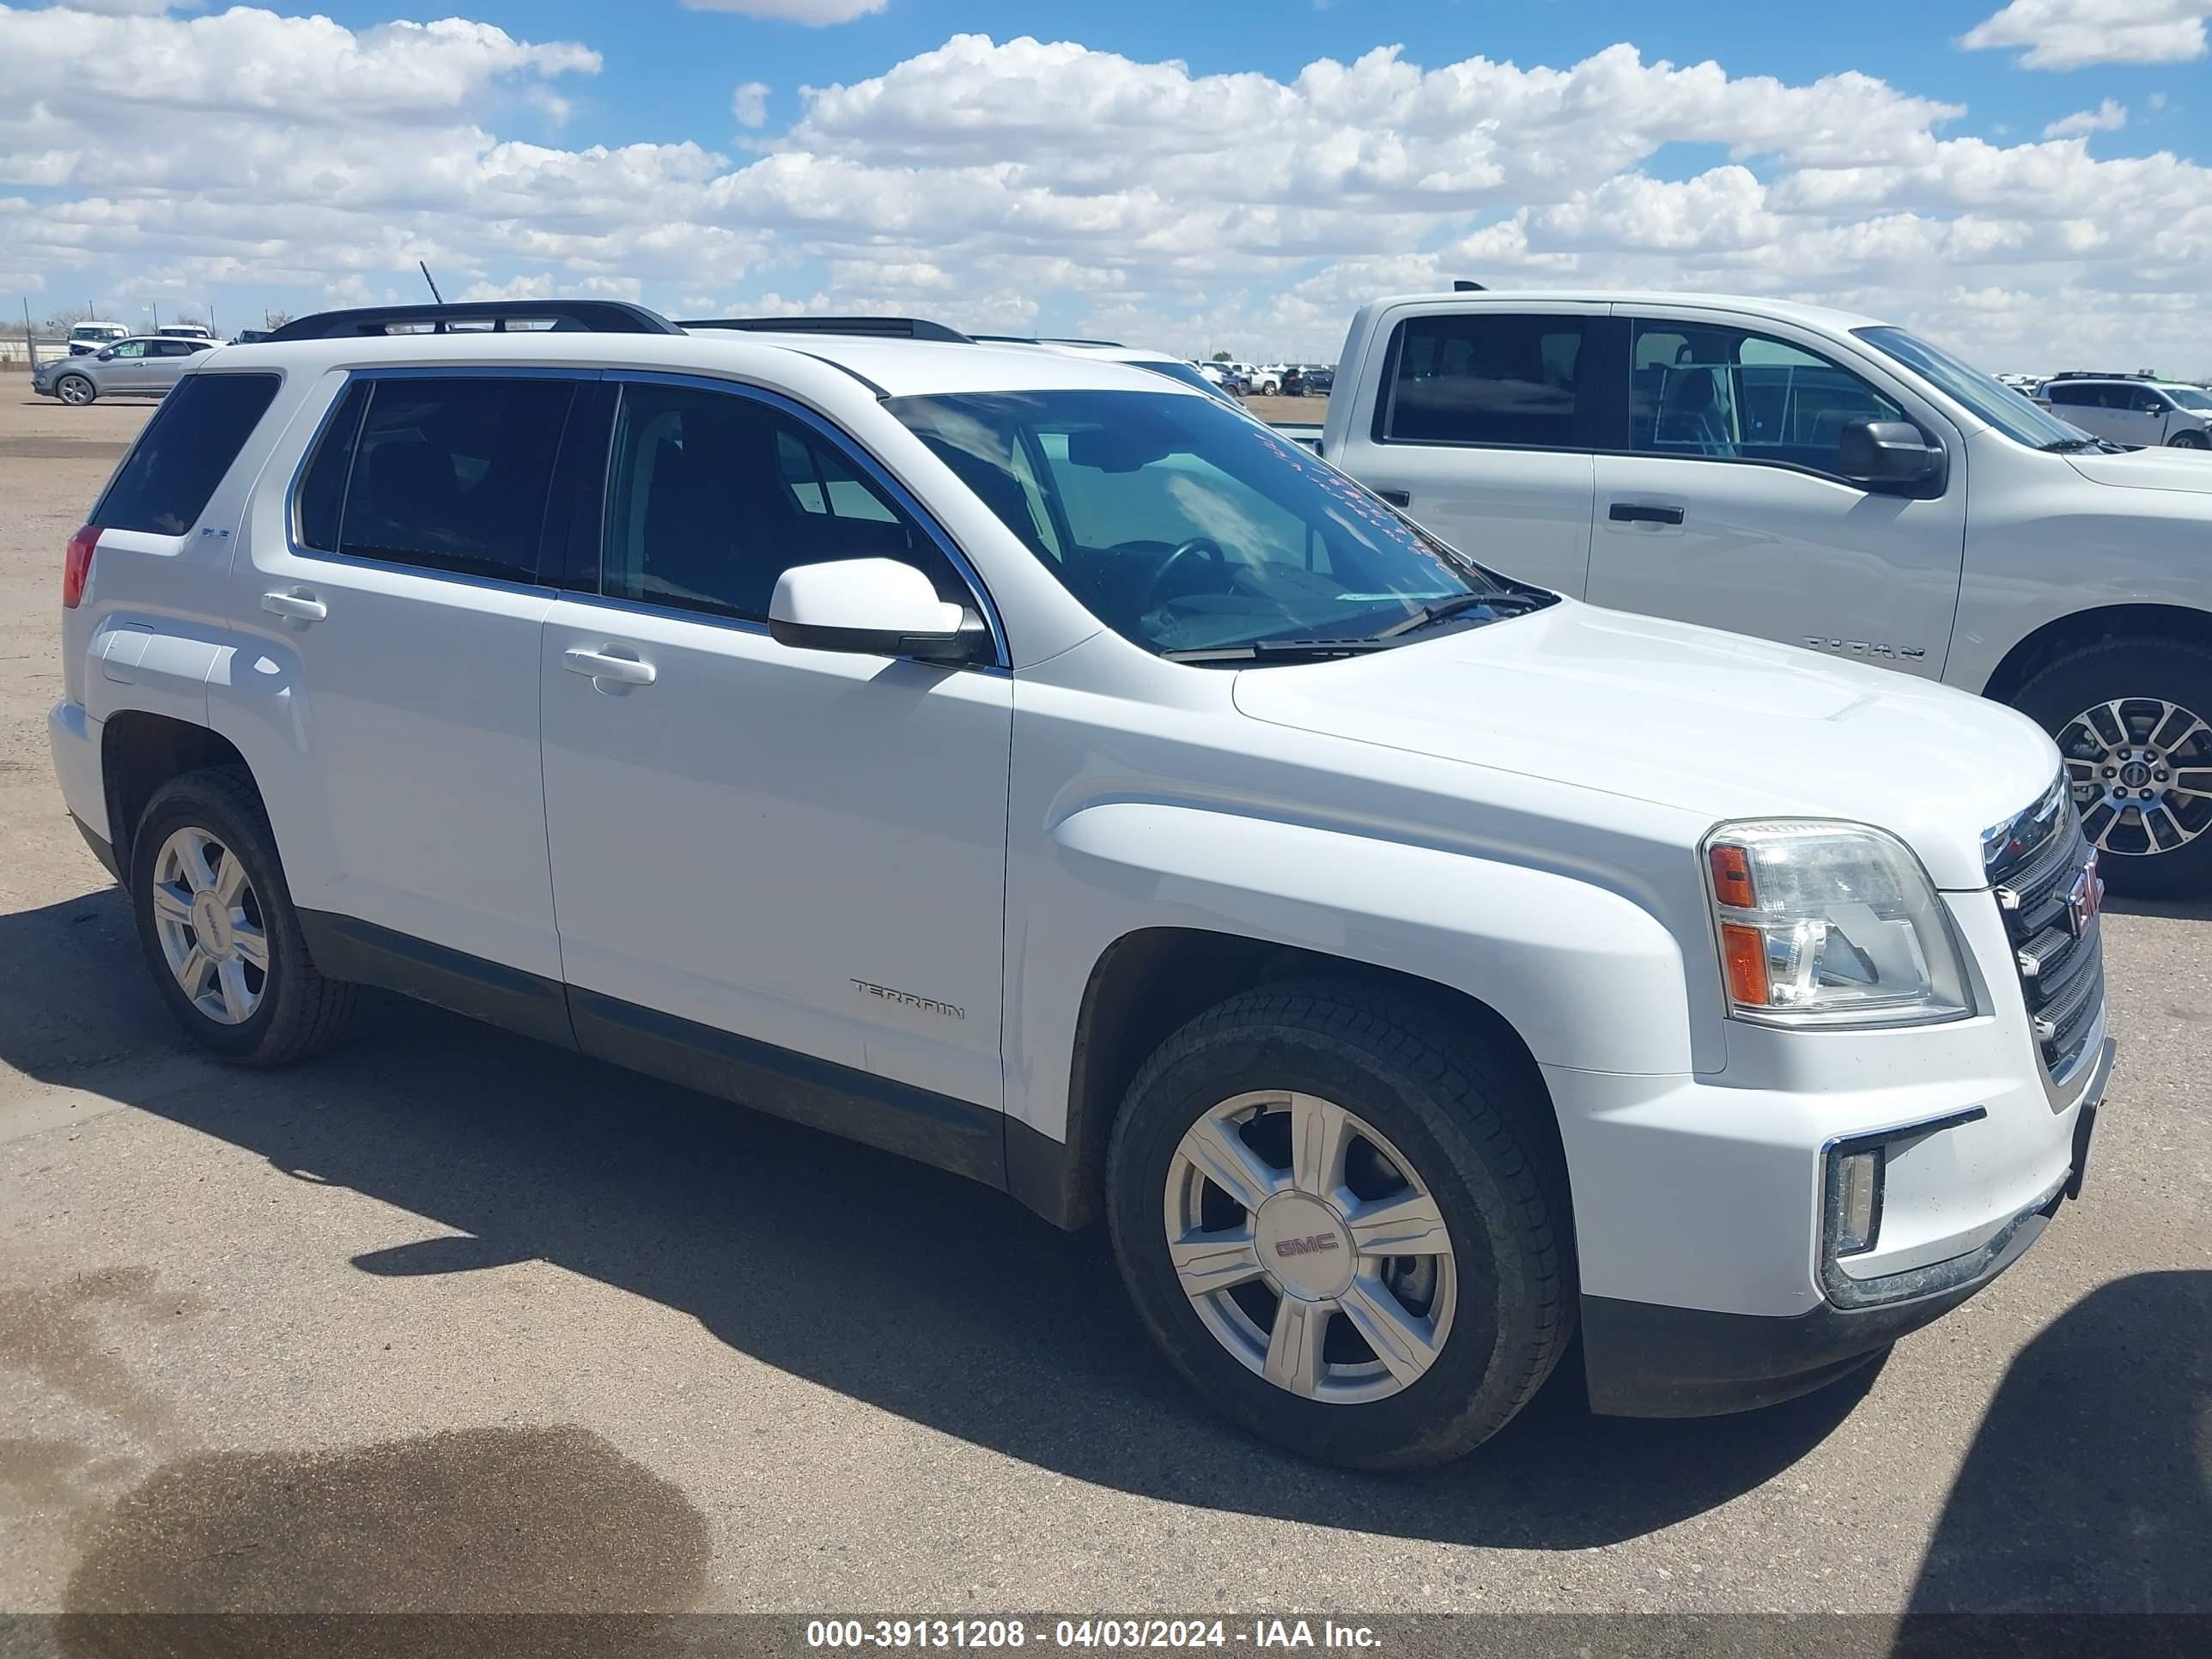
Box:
1378, 314, 1591, 450
1627, 320, 1906, 477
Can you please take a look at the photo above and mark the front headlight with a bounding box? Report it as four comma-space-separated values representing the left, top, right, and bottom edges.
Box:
1704, 821, 1971, 1028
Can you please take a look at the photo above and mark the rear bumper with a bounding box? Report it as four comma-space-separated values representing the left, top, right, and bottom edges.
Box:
1584, 1037, 2113, 1418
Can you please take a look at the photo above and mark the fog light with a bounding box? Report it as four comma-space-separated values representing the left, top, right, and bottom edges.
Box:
1829, 1148, 1883, 1256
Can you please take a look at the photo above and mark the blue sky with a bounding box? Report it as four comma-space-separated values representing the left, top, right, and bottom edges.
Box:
3, 0, 2208, 368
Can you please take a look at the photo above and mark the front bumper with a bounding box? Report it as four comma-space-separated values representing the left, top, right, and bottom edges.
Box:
1582, 1036, 2113, 1418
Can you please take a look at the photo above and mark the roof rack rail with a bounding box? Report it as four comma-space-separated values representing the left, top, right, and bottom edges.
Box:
2045, 369, 2158, 381
265, 301, 683, 342
680, 316, 973, 343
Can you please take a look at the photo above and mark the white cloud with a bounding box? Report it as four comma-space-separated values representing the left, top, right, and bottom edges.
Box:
680, 0, 887, 24
2043, 99, 2128, 137
1960, 0, 2210, 69
1, 15, 2208, 368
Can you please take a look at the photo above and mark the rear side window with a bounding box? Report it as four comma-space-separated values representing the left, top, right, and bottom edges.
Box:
2044, 383, 2092, 406
92, 373, 281, 535
1379, 313, 1590, 448
295, 376, 575, 583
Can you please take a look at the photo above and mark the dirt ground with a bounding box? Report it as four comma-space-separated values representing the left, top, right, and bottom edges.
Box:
0, 387, 2206, 1634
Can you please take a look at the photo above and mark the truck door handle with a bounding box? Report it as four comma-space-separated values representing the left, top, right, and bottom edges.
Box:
260, 589, 327, 622
562, 646, 656, 687
1375, 489, 1412, 508
1608, 502, 1685, 526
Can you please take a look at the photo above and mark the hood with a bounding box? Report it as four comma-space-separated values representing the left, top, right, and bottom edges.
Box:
2066, 448, 2212, 498
1231, 599, 2058, 890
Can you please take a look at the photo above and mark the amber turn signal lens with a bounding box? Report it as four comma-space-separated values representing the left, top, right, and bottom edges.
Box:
1720, 921, 1771, 1007
1709, 843, 1756, 910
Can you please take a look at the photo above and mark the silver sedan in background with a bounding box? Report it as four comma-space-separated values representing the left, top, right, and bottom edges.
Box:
33, 334, 219, 405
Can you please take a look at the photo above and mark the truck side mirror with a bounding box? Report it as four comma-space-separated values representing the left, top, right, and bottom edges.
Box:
1838, 420, 1942, 492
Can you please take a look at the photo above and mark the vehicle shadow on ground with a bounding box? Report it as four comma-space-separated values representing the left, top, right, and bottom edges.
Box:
1, 887, 1879, 1552
2101, 893, 2212, 923
1907, 1268, 2211, 1617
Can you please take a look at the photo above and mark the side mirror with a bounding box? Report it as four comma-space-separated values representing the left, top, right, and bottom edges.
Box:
1838, 419, 1942, 490
95, 349, 115, 361
768, 558, 982, 665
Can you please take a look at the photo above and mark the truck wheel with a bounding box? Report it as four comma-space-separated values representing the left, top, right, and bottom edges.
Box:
130, 768, 357, 1065
2012, 636, 2212, 897
57, 374, 95, 406
1106, 981, 1573, 1469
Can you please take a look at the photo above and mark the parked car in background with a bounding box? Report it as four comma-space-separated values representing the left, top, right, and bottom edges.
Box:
67, 321, 129, 356
2034, 374, 2212, 450
232, 329, 275, 345
1304, 287, 2212, 893
156, 323, 217, 342
969, 336, 1252, 410
1302, 365, 1335, 396
1247, 363, 1291, 396
1196, 362, 1247, 397
50, 299, 2109, 1470
33, 334, 218, 404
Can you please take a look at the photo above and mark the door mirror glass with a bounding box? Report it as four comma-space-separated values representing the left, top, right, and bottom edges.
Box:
1838, 419, 1942, 489
95, 349, 115, 361
768, 557, 980, 663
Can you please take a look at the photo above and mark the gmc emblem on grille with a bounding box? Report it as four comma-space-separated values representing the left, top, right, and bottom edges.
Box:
2064, 856, 2104, 939
1274, 1234, 1340, 1259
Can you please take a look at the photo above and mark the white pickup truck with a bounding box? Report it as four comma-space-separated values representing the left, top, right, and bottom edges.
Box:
52, 301, 2110, 1468
1305, 289, 2212, 895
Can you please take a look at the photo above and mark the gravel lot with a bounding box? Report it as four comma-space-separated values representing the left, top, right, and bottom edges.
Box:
0, 386, 2205, 1628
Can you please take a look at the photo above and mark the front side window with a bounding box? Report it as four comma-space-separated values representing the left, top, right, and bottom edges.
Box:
108, 341, 145, 360
1629, 319, 1907, 476
600, 383, 967, 623
888, 388, 1548, 659
1379, 313, 1590, 449
295, 375, 574, 582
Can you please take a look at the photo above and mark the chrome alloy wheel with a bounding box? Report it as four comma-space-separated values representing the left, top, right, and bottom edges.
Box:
1164, 1091, 1455, 1405
2059, 698, 2212, 857
149, 825, 270, 1024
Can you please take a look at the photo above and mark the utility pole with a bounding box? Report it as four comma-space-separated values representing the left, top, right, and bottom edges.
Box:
150, 301, 160, 332
22, 298, 34, 372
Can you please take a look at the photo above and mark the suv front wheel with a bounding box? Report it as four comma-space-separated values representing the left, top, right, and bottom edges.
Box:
1107, 982, 1573, 1468
56, 374, 95, 406
129, 768, 357, 1064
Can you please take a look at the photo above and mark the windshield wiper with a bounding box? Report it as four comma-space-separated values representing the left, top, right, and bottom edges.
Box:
1162, 638, 1403, 663
1373, 588, 1550, 640
2039, 436, 2105, 453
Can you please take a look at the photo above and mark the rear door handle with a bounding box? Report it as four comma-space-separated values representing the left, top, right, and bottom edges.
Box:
563, 646, 656, 687
1375, 489, 1412, 508
261, 589, 327, 622
1608, 502, 1685, 526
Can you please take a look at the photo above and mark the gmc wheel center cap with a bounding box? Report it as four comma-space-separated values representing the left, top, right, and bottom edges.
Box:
191, 892, 232, 957
2119, 760, 2152, 789
1255, 1193, 1354, 1301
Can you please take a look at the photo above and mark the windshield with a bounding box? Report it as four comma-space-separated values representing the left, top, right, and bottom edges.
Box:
2167, 386, 2212, 411
885, 389, 1546, 659
1854, 325, 2089, 448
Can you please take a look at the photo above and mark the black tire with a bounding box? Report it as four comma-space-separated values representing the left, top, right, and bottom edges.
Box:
2168, 430, 2209, 450
1106, 981, 1573, 1469
2010, 635, 2212, 897
57, 374, 95, 407
129, 767, 357, 1064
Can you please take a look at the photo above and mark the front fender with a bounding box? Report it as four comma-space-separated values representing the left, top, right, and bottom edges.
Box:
1006, 800, 1697, 1143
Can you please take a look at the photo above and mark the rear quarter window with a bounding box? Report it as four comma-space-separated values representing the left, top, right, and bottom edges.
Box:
91, 373, 282, 536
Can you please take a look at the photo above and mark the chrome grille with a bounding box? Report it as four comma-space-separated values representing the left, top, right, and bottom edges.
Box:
1987, 776, 2106, 1085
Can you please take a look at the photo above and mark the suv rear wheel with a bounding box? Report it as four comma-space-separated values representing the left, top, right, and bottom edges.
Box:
129, 768, 356, 1064
1106, 982, 1573, 1468
2013, 636, 2212, 896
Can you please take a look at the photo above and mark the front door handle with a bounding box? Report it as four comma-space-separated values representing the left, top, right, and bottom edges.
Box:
1375, 489, 1412, 508
1608, 502, 1685, 526
562, 646, 656, 687
261, 589, 327, 622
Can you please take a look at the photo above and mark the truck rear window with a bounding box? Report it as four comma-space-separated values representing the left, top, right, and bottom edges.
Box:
92, 373, 281, 536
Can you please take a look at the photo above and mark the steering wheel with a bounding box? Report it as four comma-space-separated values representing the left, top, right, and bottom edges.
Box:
1142, 537, 1231, 611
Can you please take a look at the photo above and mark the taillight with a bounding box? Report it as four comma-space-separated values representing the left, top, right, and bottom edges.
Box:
63, 525, 97, 609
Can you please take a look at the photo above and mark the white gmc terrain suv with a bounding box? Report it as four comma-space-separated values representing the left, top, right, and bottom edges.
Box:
49, 301, 2113, 1469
